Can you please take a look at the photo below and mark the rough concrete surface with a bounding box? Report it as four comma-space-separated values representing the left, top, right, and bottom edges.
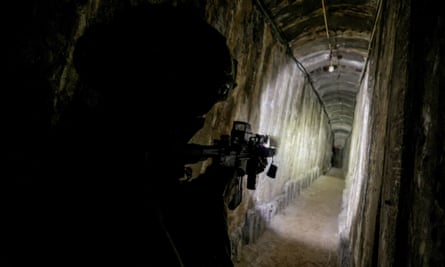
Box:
234, 168, 345, 267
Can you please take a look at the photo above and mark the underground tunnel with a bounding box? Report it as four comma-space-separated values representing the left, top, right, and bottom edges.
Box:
7, 1, 444, 266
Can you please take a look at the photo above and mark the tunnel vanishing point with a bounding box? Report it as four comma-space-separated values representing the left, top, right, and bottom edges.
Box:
7, 1, 444, 266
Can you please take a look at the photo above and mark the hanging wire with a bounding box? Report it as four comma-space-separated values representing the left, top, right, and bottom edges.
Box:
321, 0, 333, 60
322, 0, 336, 72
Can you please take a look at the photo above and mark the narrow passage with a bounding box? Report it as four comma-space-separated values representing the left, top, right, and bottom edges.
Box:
234, 168, 345, 267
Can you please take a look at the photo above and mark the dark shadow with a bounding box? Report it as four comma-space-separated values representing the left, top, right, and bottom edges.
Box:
9, 3, 236, 267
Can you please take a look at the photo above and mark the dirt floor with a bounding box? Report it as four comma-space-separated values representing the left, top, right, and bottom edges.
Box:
234, 168, 345, 267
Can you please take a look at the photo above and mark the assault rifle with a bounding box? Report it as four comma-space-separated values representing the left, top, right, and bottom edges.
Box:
182, 121, 277, 209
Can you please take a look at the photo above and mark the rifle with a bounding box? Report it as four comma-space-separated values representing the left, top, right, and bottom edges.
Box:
182, 121, 277, 209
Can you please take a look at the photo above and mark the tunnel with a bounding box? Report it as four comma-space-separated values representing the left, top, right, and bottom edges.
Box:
7, 1, 444, 266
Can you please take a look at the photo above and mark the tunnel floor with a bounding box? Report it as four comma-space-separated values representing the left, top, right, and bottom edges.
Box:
234, 168, 345, 267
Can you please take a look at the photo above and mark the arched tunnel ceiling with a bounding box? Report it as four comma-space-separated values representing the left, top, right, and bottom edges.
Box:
259, 0, 379, 148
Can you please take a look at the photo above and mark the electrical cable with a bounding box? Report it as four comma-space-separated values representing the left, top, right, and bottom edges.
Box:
358, 0, 383, 85
322, 0, 337, 73
161, 223, 185, 267
254, 0, 332, 126
321, 0, 333, 55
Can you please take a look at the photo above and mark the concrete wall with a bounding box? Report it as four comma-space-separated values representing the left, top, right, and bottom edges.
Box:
338, 0, 402, 265
390, 1, 445, 266
339, 0, 445, 266
338, 69, 372, 266
196, 1, 333, 258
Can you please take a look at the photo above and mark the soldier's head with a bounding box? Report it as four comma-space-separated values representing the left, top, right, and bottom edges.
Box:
72, 4, 236, 144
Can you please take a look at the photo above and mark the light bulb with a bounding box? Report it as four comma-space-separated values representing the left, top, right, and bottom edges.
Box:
328, 64, 335, 72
